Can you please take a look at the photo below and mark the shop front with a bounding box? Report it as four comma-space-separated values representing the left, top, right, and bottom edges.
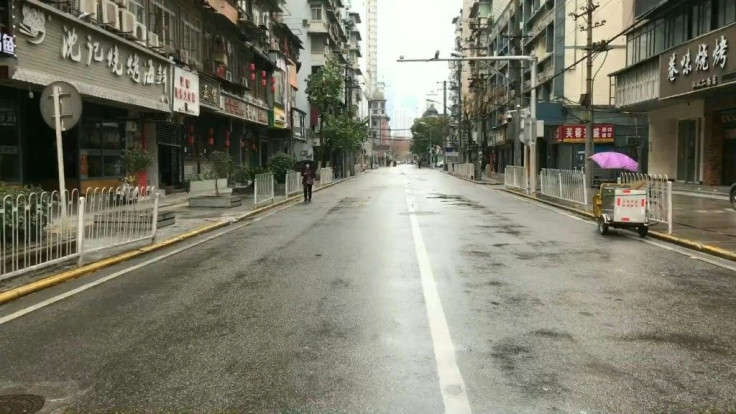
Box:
656, 23, 736, 185
552, 124, 616, 170
1, 1, 172, 191
166, 66, 200, 190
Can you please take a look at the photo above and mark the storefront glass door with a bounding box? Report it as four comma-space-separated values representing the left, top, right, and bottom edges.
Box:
677, 119, 699, 182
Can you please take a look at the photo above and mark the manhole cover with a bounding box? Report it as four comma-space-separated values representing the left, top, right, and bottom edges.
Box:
0, 394, 45, 414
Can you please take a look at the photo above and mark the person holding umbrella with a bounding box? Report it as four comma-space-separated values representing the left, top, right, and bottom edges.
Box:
301, 164, 316, 203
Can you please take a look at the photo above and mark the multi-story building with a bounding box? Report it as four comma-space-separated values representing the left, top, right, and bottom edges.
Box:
285, 0, 349, 160
613, 0, 736, 185
369, 87, 390, 166
0, 0, 302, 192
346, 11, 363, 117
464, 0, 645, 176
365, 0, 377, 94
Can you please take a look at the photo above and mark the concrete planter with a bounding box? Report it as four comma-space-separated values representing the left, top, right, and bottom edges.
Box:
188, 195, 242, 208
187, 178, 231, 197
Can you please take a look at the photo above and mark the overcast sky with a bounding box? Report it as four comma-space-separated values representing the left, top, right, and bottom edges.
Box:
353, 0, 459, 134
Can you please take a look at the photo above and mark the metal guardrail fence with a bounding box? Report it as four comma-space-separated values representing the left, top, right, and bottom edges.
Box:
320, 168, 333, 186
285, 171, 301, 197
504, 166, 527, 191
619, 172, 673, 234
0, 186, 159, 281
254, 172, 275, 207
540, 169, 588, 205
452, 163, 474, 180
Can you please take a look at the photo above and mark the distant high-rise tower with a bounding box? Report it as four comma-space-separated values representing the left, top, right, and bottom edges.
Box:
366, 0, 378, 94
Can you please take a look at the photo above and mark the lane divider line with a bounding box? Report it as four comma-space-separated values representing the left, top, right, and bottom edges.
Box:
405, 195, 472, 414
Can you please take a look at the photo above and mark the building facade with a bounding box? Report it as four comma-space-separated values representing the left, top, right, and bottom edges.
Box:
614, 0, 736, 185
460, 0, 645, 176
0, 0, 302, 192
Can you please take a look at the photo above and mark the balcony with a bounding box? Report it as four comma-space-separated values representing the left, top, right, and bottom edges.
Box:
524, 8, 553, 46
308, 20, 329, 34
537, 66, 554, 85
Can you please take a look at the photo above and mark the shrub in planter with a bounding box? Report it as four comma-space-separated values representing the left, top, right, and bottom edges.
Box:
246, 166, 270, 182
0, 182, 52, 241
268, 153, 297, 184
209, 151, 234, 196
120, 147, 154, 185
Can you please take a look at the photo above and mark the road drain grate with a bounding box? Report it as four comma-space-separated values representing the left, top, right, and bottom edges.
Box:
0, 394, 45, 414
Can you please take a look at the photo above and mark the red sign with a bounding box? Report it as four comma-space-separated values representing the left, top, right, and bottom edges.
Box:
556, 124, 615, 143
224, 97, 246, 118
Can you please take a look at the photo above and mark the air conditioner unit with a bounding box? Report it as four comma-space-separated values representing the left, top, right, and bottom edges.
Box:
147, 31, 160, 48
114, 0, 128, 7
100, 0, 120, 30
302, 19, 308, 27
119, 9, 136, 34
134, 22, 147, 43
190, 57, 201, 68
225, 70, 233, 82
79, 0, 98, 20
213, 51, 228, 67
178, 49, 190, 64
260, 12, 269, 28
240, 77, 250, 88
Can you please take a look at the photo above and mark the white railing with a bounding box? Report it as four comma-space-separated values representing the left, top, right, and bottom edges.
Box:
254, 172, 275, 207
320, 168, 333, 186
82, 186, 159, 255
452, 163, 474, 180
540, 169, 588, 205
619, 172, 673, 234
0, 186, 159, 281
285, 171, 301, 197
504, 165, 527, 191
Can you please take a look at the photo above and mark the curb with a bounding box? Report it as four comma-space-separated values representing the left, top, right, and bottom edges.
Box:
0, 177, 350, 305
500, 188, 736, 263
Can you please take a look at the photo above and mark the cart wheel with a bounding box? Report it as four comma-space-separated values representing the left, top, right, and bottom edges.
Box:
598, 217, 609, 235
637, 226, 648, 238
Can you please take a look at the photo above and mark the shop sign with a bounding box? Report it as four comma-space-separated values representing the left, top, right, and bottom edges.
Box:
0, 32, 15, 57
173, 67, 199, 116
200, 77, 221, 109
556, 124, 615, 143
222, 95, 246, 119
14, 3, 170, 111
661, 23, 736, 98
272, 107, 287, 128
246, 103, 269, 125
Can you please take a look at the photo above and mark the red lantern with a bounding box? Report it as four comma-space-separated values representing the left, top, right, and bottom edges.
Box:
224, 130, 231, 148
261, 79, 267, 86
271, 86, 276, 92
208, 128, 214, 146
250, 63, 255, 71
187, 125, 195, 145
261, 70, 266, 78
240, 139, 245, 148
271, 77, 276, 84
250, 73, 256, 81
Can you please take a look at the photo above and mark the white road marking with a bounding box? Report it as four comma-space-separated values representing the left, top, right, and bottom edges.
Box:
0, 203, 295, 326
406, 195, 472, 414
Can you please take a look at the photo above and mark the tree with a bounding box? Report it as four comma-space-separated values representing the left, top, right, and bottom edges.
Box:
306, 55, 344, 130
321, 113, 369, 153
268, 152, 297, 184
120, 147, 154, 185
209, 151, 234, 196
410, 116, 447, 158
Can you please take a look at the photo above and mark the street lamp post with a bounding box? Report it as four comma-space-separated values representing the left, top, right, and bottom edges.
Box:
398, 55, 538, 193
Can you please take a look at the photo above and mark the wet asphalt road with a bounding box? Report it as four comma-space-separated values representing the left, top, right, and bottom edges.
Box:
2, 166, 736, 413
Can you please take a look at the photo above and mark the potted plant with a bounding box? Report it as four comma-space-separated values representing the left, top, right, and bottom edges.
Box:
268, 152, 297, 194
189, 151, 242, 208
118, 146, 154, 201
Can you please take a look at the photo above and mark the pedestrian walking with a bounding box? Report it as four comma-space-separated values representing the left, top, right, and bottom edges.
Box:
302, 165, 315, 203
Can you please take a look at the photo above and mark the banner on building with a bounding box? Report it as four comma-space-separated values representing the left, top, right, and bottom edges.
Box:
556, 124, 615, 143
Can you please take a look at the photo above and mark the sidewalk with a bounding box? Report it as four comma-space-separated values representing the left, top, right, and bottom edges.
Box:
477, 172, 736, 259
0, 178, 349, 295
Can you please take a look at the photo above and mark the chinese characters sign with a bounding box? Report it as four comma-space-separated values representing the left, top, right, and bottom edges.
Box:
556, 124, 615, 143
0, 32, 15, 57
173, 67, 200, 116
199, 77, 221, 109
14, 3, 171, 112
661, 24, 736, 98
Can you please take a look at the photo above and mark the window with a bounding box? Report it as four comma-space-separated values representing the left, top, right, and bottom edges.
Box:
128, 0, 146, 26
311, 7, 322, 21
274, 71, 285, 105
311, 37, 326, 53
79, 122, 124, 179
668, 12, 687, 48
716, 0, 736, 28
180, 9, 201, 64
150, 0, 176, 47
690, 1, 712, 39
0, 101, 19, 182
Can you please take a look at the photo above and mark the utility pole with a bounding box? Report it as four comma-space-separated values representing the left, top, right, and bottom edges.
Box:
457, 61, 463, 163
512, 0, 522, 168
443, 80, 448, 170
572, 0, 603, 188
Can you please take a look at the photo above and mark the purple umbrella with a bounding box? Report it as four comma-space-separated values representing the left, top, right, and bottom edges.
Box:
589, 152, 638, 172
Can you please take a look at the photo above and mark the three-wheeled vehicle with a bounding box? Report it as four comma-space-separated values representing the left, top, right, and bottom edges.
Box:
593, 181, 649, 237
